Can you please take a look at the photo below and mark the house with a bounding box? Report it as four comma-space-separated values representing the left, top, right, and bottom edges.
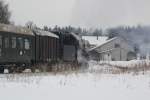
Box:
83, 36, 136, 61
82, 36, 108, 49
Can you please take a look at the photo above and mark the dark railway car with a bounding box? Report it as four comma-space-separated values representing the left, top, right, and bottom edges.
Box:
52, 31, 79, 62
33, 30, 59, 64
62, 32, 79, 62
0, 24, 35, 73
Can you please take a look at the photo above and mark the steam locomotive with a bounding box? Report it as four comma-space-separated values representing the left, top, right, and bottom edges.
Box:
0, 24, 79, 73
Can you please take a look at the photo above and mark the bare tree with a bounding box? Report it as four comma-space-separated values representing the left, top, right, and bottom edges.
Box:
0, 0, 11, 24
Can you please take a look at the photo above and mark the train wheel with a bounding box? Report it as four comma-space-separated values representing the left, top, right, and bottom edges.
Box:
0, 67, 4, 74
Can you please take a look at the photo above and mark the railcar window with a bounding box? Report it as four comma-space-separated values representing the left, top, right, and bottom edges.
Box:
0, 36, 2, 48
115, 43, 120, 48
0, 48, 1, 56
18, 38, 23, 49
12, 37, 16, 48
24, 39, 30, 50
4, 37, 9, 48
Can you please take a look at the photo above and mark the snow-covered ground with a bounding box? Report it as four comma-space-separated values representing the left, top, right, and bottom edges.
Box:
1, 61, 150, 100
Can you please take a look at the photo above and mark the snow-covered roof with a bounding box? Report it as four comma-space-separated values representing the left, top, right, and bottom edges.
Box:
71, 32, 81, 41
35, 30, 59, 38
82, 36, 108, 46
89, 37, 118, 51
0, 23, 34, 36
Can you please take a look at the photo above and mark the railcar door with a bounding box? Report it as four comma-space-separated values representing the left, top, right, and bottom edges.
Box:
23, 37, 33, 64
16, 36, 32, 64
9, 36, 17, 63
15, 37, 24, 63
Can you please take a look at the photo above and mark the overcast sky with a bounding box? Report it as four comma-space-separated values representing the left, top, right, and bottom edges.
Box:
6, 0, 75, 27
5, 0, 150, 29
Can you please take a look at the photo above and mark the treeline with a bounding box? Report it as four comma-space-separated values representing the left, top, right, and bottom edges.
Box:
43, 25, 103, 36
0, 0, 11, 24
24, 21, 104, 36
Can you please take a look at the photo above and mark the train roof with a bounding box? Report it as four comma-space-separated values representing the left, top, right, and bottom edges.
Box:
0, 23, 34, 36
34, 30, 59, 38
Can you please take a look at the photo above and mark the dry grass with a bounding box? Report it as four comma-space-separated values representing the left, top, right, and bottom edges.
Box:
98, 60, 150, 74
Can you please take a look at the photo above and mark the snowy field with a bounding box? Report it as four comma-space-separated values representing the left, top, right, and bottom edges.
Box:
0, 61, 150, 100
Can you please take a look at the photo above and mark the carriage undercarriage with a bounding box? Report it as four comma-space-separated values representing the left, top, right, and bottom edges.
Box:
0, 62, 81, 74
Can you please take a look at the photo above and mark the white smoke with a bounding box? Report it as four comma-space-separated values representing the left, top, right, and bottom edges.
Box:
71, 33, 88, 67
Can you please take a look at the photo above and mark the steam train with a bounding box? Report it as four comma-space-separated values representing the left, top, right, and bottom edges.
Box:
0, 24, 79, 73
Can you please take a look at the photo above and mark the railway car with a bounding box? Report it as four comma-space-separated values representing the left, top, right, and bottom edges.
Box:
0, 24, 35, 73
32, 30, 59, 67
52, 31, 79, 62
62, 32, 79, 62
33, 30, 59, 63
